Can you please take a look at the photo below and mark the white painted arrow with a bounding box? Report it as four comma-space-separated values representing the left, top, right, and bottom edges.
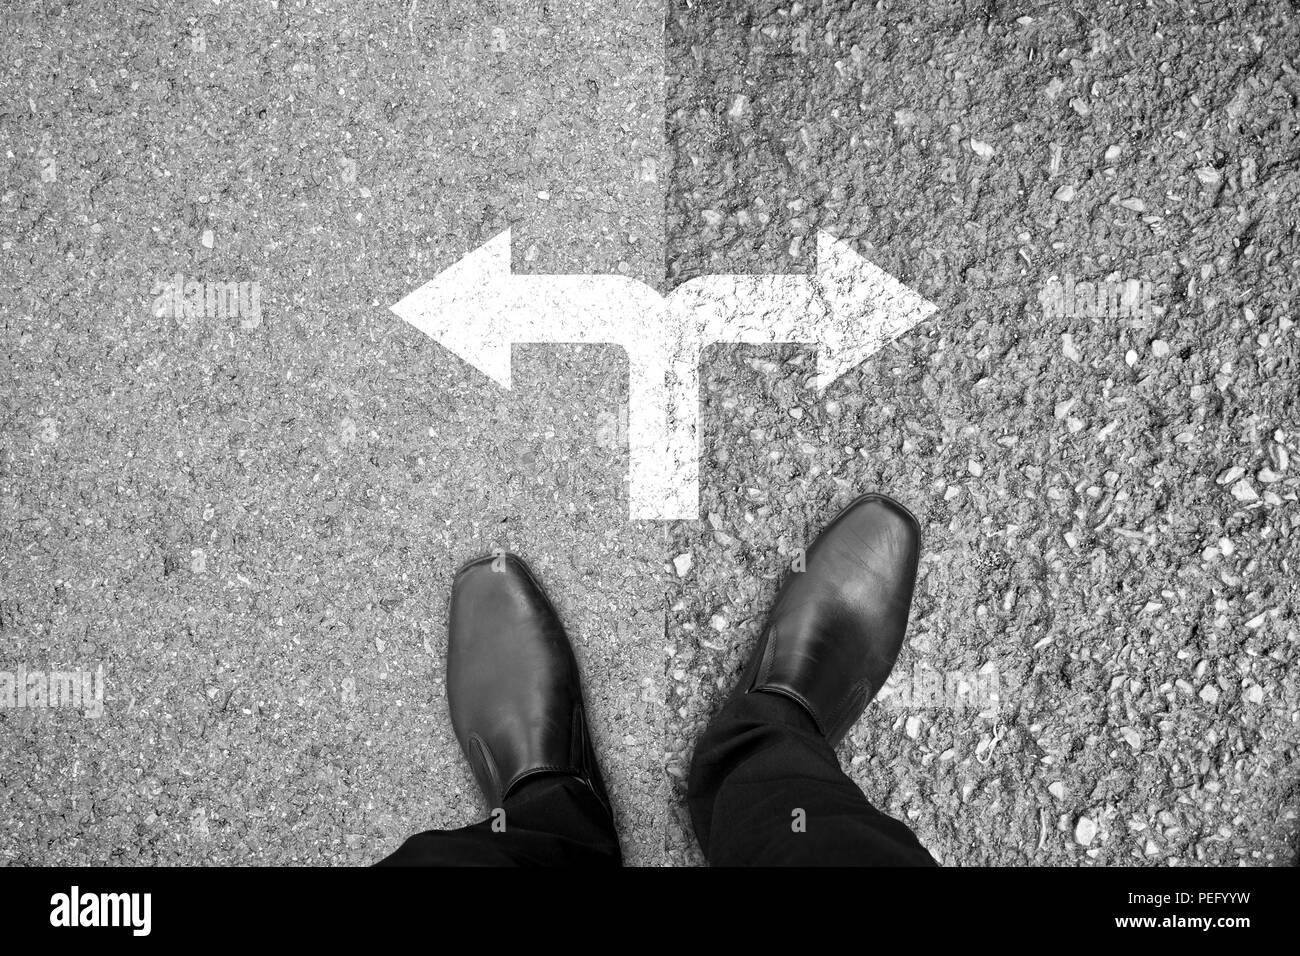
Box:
391, 228, 936, 520
390, 229, 661, 388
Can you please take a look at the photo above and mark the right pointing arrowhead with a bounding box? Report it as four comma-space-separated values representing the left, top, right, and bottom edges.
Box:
814, 231, 937, 390
390, 230, 515, 389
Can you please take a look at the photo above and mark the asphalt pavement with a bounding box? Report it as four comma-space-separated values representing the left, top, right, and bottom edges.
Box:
2, 0, 1296, 866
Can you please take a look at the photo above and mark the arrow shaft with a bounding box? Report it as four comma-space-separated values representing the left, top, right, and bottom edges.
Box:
627, 331, 701, 521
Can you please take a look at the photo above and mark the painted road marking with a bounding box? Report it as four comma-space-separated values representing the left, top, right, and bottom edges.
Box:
391, 228, 936, 519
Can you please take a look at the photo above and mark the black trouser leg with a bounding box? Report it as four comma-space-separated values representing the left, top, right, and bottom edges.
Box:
687, 690, 938, 866
376, 775, 621, 866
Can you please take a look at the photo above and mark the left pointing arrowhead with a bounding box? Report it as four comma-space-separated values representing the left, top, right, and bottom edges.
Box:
813, 231, 937, 391
390, 230, 514, 388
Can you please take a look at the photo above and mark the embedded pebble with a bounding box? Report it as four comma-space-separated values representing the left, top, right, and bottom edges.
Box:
1229, 479, 1258, 503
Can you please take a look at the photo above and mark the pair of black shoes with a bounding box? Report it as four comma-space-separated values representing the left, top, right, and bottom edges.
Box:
446, 493, 921, 818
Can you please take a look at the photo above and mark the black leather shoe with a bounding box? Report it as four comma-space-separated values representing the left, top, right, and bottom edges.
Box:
729, 493, 922, 747
447, 552, 612, 815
